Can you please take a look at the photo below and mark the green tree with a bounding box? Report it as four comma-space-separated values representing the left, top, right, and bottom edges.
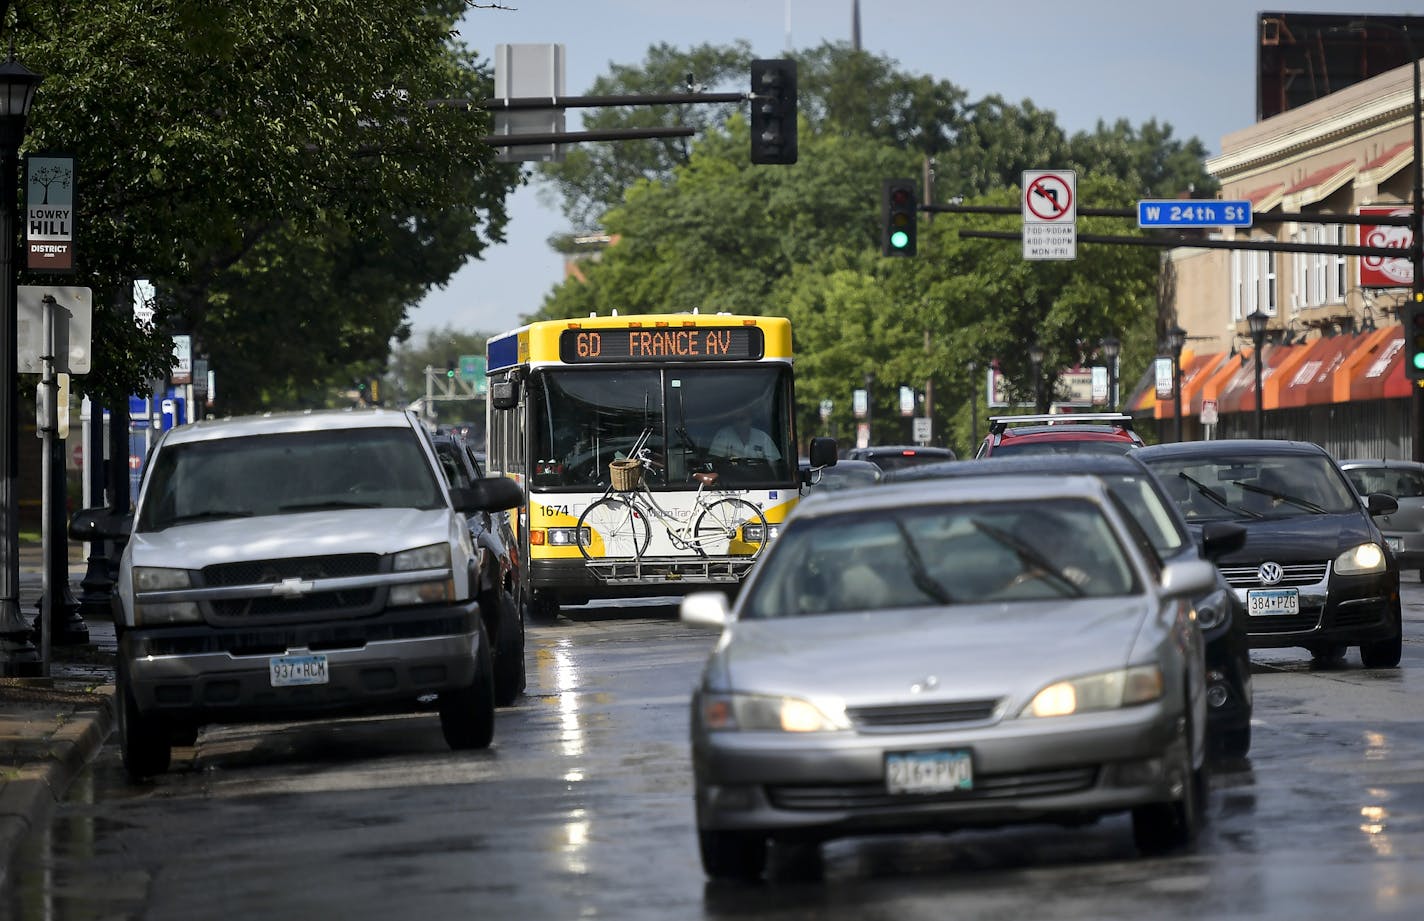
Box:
9, 0, 519, 408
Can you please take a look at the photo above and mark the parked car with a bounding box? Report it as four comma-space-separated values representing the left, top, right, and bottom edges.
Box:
844, 444, 956, 471
975, 412, 1143, 458
432, 432, 527, 706
799, 457, 882, 492
72, 409, 524, 780
1137, 440, 1402, 667
1339, 458, 1424, 581
888, 453, 1252, 758
681, 475, 1214, 880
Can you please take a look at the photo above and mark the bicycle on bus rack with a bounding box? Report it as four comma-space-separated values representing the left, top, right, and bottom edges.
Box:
575, 429, 769, 566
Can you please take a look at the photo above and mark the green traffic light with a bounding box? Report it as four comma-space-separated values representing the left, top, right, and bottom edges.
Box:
1413, 352, 1424, 371
890, 230, 909, 249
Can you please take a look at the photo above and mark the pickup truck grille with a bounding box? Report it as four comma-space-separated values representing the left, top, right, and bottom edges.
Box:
203, 554, 383, 587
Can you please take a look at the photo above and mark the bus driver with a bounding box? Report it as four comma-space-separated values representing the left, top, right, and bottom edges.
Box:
710, 416, 782, 464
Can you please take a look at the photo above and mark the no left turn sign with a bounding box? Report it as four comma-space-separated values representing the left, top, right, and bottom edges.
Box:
1022, 170, 1076, 222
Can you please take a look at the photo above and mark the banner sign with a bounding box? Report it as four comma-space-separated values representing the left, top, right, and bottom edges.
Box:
25, 154, 76, 273
1359, 205, 1412, 288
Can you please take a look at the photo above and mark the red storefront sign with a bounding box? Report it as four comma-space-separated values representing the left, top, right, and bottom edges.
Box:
1360, 206, 1413, 288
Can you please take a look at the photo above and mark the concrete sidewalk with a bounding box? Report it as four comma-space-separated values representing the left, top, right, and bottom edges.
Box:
0, 548, 118, 874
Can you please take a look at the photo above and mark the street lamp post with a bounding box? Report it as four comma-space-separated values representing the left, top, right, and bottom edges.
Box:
1247, 309, 1270, 439
0, 57, 41, 676
1164, 325, 1186, 443
1028, 343, 1044, 413
1100, 337, 1121, 412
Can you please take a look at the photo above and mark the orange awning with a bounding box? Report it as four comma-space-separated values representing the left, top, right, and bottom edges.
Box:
1347, 327, 1411, 401
1216, 343, 1302, 415
1275, 334, 1357, 409
1334, 327, 1397, 402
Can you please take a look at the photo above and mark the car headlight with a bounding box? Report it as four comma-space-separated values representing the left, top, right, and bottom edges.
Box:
1193, 587, 1233, 631
1021, 665, 1163, 718
132, 567, 202, 626
698, 692, 850, 732
390, 543, 455, 605
1335, 542, 1386, 575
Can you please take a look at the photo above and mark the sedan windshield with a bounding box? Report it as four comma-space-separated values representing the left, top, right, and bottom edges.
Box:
137, 428, 444, 532
1142, 453, 1361, 522
741, 498, 1140, 619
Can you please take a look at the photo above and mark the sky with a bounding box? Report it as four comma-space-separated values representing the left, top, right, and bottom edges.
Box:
408, 0, 1424, 339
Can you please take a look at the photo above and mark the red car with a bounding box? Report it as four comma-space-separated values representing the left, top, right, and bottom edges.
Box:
976, 412, 1143, 458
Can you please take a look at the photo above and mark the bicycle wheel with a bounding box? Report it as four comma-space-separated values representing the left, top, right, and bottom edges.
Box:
578, 496, 650, 562
692, 498, 768, 558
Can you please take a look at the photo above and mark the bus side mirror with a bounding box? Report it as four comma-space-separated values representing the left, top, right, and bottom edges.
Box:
807, 437, 837, 469
490, 379, 519, 411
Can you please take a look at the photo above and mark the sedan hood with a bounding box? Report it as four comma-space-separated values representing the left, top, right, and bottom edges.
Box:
1193, 511, 1377, 565
128, 507, 456, 570
718, 598, 1156, 706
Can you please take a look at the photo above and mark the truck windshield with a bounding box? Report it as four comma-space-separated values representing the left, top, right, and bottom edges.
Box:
136, 428, 444, 532
530, 367, 794, 489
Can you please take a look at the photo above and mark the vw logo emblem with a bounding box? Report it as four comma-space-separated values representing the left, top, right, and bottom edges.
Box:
1258, 561, 1284, 585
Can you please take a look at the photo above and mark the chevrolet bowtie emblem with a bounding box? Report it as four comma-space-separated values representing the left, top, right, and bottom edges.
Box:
272, 577, 315, 598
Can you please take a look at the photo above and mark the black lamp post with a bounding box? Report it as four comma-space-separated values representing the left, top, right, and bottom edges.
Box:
1247, 309, 1270, 439
1164, 325, 1186, 443
0, 56, 40, 676
1100, 336, 1121, 412
1027, 343, 1045, 413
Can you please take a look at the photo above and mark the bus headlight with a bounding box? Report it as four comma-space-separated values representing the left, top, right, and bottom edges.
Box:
742, 523, 779, 543
546, 527, 591, 547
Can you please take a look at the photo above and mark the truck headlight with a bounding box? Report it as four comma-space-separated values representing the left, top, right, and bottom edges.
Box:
1022, 665, 1164, 718
132, 567, 201, 626
390, 544, 454, 605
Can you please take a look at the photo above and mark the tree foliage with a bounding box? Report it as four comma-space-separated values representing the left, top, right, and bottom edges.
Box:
6, 0, 520, 411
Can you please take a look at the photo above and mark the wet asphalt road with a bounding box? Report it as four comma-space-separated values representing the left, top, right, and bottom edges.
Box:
3, 591, 1424, 921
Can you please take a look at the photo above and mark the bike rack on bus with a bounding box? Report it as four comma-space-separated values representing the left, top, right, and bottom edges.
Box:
582, 555, 757, 585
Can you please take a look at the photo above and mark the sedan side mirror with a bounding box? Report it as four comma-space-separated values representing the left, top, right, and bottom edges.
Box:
1367, 493, 1399, 517
1199, 521, 1247, 561
1160, 559, 1217, 599
681, 591, 731, 629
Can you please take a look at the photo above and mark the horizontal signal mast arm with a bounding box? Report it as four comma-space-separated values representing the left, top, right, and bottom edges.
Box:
926, 203, 1412, 227
482, 127, 695, 146
430, 92, 747, 111
959, 229, 1406, 258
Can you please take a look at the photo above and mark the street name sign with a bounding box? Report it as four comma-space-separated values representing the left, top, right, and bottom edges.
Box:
1137, 200, 1252, 228
1022, 169, 1076, 260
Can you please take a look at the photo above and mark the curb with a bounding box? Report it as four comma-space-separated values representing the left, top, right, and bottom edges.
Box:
0, 686, 116, 868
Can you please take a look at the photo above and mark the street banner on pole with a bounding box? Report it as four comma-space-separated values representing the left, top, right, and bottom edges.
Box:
24, 154, 76, 273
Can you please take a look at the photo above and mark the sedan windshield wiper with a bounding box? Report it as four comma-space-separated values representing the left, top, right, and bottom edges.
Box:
1177, 471, 1262, 519
968, 518, 1085, 597
890, 518, 954, 604
1232, 480, 1326, 514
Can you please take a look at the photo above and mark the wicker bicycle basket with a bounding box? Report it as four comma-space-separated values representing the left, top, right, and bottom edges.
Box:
609, 459, 642, 492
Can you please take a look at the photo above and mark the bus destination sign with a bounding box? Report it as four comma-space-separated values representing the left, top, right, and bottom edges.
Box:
559, 326, 765, 363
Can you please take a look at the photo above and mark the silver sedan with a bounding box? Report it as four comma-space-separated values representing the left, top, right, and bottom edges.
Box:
681, 475, 1215, 881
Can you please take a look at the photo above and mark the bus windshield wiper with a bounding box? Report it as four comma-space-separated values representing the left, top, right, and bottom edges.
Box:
1177, 471, 1262, 519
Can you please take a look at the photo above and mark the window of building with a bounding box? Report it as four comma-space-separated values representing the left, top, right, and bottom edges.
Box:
1329, 225, 1347, 303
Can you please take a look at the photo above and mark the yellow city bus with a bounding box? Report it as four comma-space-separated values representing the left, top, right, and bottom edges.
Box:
485, 311, 826, 619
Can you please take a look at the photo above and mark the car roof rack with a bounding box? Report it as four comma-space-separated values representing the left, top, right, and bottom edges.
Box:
987, 412, 1135, 436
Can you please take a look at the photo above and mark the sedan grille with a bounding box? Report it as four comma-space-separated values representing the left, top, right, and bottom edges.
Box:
1219, 561, 1327, 588
767, 766, 1097, 810
847, 699, 1001, 729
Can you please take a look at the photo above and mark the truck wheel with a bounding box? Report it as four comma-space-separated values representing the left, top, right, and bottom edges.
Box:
439, 620, 496, 750
119, 663, 171, 780
491, 588, 526, 706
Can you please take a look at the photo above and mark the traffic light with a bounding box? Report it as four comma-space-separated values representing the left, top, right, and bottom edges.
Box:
750, 59, 797, 165
882, 178, 918, 257
1405, 293, 1424, 381
446, 359, 457, 380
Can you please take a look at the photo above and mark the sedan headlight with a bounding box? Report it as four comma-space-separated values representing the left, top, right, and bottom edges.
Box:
699, 692, 850, 733
132, 567, 201, 626
1021, 665, 1163, 718
390, 543, 455, 606
1334, 542, 1386, 575
1192, 587, 1233, 631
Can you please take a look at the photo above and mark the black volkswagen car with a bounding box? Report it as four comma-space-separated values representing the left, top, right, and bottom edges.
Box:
1136, 440, 1401, 669
888, 453, 1253, 758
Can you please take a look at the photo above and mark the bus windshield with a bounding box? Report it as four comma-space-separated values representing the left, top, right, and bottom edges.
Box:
530, 366, 794, 489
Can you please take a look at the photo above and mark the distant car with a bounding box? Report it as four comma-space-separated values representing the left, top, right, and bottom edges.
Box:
681, 474, 1214, 880
976, 413, 1143, 458
1339, 458, 1424, 580
889, 453, 1252, 758
1137, 440, 1402, 668
432, 432, 527, 706
844, 444, 956, 471
799, 457, 882, 492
